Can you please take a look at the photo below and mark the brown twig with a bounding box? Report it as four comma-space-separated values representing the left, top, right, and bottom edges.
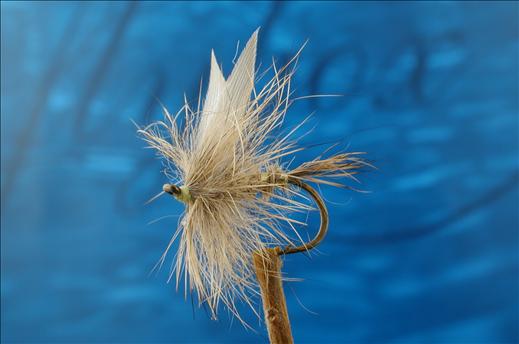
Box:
253, 248, 293, 344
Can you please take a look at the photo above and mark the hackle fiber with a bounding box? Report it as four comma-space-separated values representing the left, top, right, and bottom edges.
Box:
138, 29, 366, 322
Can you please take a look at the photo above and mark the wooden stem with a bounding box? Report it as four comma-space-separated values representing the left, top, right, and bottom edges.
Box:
253, 248, 294, 344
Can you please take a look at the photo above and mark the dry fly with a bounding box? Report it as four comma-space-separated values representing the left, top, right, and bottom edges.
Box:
138, 29, 367, 324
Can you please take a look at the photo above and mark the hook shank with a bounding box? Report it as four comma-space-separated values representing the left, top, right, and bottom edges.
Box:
163, 174, 330, 256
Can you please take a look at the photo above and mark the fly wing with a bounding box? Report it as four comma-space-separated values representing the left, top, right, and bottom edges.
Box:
198, 50, 226, 138
225, 29, 258, 120
196, 30, 259, 152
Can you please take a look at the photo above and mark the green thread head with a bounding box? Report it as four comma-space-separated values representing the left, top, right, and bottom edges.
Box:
163, 184, 192, 203
175, 186, 192, 203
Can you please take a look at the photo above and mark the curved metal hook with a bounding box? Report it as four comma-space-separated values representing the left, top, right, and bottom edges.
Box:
277, 176, 329, 256
162, 176, 330, 256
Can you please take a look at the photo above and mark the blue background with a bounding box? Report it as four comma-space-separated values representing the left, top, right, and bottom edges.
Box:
1, 1, 518, 343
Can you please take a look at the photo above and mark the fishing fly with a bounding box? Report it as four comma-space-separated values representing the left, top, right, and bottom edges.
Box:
138, 29, 367, 339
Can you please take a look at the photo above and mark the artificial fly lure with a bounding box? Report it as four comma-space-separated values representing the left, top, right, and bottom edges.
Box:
138, 29, 367, 342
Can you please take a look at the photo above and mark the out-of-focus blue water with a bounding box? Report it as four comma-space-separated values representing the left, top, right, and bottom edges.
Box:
1, 1, 518, 343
